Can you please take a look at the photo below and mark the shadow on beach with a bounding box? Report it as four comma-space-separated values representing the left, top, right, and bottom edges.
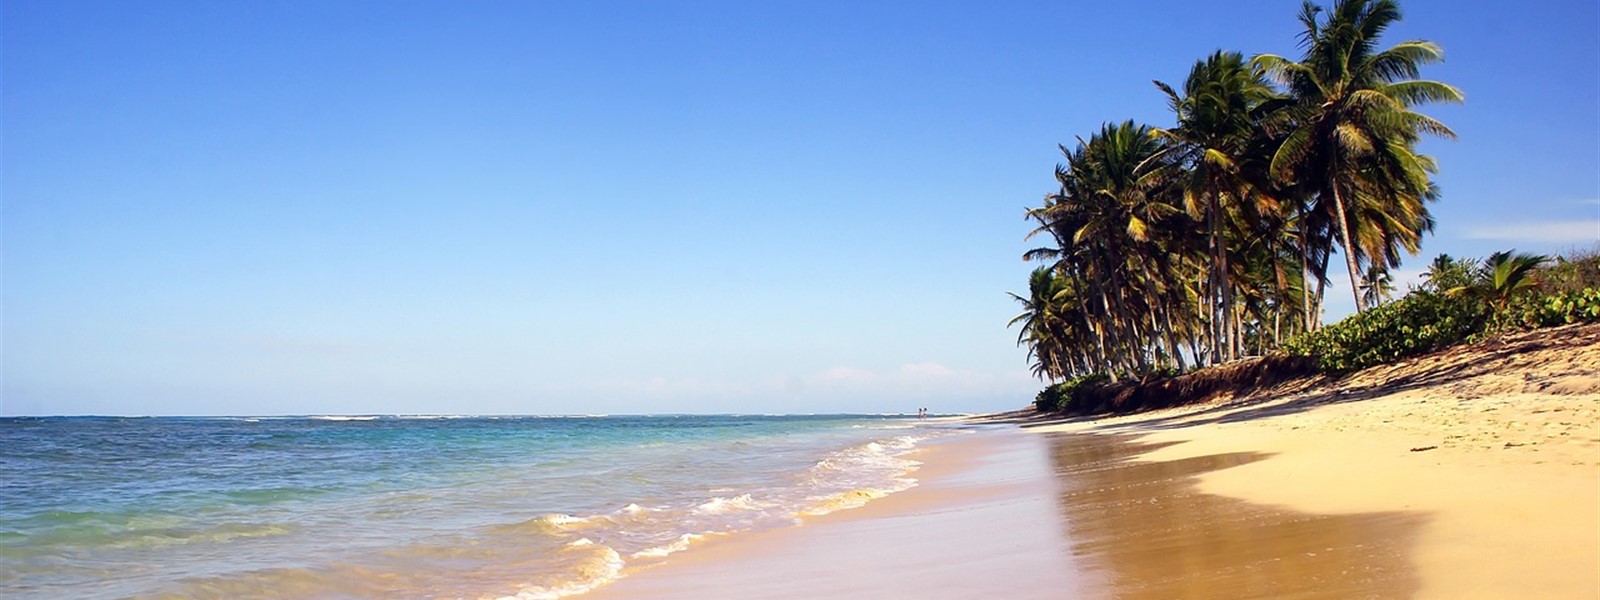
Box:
1046, 433, 1426, 599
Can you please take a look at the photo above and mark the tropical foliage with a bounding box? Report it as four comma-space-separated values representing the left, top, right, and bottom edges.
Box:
1282, 290, 1488, 372
1284, 247, 1600, 373
1011, 0, 1458, 381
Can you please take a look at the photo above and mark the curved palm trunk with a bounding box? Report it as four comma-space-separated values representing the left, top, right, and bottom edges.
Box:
1300, 208, 1314, 331
1329, 185, 1366, 313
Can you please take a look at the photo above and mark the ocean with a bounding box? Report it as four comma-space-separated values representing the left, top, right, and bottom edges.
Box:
0, 414, 954, 599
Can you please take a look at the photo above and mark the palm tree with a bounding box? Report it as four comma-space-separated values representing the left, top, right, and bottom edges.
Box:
1152, 50, 1281, 362
1009, 267, 1074, 381
1448, 250, 1549, 314
1254, 0, 1463, 312
1420, 253, 1474, 292
1022, 121, 1192, 379
1361, 264, 1394, 307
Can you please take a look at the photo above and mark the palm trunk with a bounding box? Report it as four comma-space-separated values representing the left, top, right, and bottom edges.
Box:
1328, 185, 1365, 313
1094, 286, 1119, 383
1163, 310, 1188, 371
1273, 306, 1282, 346
1300, 229, 1314, 331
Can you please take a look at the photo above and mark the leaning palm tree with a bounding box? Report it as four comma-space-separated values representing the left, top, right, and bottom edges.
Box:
1152, 50, 1281, 362
1255, 0, 1463, 312
1068, 121, 1183, 375
1009, 267, 1074, 381
1023, 121, 1193, 378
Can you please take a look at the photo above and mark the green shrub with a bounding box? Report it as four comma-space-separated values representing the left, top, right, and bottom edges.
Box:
1282, 290, 1490, 373
1506, 287, 1600, 328
1535, 247, 1600, 294
1033, 374, 1110, 412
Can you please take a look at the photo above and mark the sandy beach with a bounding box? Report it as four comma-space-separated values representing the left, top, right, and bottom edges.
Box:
581, 323, 1600, 599
1027, 323, 1600, 599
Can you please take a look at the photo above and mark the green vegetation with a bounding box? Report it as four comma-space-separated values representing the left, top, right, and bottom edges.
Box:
1281, 289, 1488, 372
1009, 0, 1599, 414
1283, 248, 1600, 373
1033, 375, 1108, 413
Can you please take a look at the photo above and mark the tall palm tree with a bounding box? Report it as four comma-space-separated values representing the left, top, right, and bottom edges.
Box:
1254, 0, 1463, 312
1068, 121, 1182, 374
1152, 50, 1281, 362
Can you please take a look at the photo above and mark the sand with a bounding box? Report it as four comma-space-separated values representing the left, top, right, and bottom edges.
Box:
580, 323, 1599, 599
1030, 322, 1600, 599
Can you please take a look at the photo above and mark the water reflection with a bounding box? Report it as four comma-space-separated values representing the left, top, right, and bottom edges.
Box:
1047, 433, 1424, 599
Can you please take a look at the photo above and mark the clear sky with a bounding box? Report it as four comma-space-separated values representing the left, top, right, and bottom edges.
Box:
4, 1, 1596, 416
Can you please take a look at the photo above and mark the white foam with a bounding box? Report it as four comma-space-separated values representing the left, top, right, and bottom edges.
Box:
615, 503, 646, 515
693, 494, 762, 515
501, 539, 625, 600
630, 533, 704, 559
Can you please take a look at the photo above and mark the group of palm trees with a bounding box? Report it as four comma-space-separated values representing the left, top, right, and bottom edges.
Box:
1011, 0, 1461, 382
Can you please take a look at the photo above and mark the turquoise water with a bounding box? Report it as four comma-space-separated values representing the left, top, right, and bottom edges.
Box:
0, 414, 948, 599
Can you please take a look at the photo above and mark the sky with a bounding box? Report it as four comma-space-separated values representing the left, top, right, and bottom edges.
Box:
3, 1, 1597, 416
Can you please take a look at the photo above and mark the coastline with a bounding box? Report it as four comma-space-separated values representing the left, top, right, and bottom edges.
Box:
577, 324, 1599, 599
583, 428, 1094, 599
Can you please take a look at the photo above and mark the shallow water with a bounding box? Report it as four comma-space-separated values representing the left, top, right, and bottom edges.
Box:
0, 415, 942, 599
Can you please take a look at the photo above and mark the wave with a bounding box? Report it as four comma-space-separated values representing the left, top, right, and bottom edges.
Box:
692, 493, 765, 515
489, 513, 601, 536
630, 532, 705, 559
793, 435, 924, 518
501, 538, 625, 600
800, 488, 891, 516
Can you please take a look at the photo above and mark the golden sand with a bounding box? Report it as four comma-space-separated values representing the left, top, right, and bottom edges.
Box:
1031, 322, 1600, 598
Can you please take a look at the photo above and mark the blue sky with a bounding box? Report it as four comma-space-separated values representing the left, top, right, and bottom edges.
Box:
4, 1, 1596, 416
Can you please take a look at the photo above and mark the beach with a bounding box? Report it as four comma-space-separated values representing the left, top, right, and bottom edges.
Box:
591, 324, 1600, 599
585, 428, 1094, 599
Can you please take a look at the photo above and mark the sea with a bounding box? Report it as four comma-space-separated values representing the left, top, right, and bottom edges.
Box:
0, 414, 956, 599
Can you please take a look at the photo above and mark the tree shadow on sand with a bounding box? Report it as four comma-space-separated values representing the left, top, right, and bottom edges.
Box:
1045, 433, 1427, 599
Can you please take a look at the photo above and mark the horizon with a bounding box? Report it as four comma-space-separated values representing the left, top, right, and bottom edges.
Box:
4, 0, 1597, 416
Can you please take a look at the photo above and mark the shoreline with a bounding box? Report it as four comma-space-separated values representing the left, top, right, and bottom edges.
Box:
576, 324, 1599, 599
583, 427, 1093, 599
